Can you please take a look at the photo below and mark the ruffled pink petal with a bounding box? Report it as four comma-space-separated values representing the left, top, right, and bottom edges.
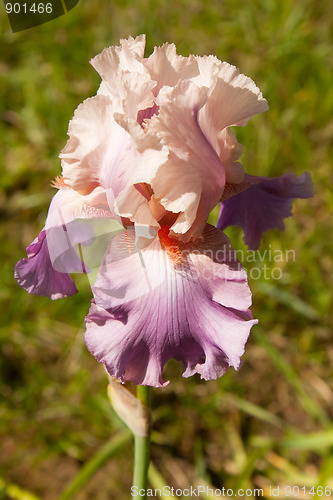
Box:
60, 95, 122, 195
61, 38, 268, 246
191, 55, 221, 88
119, 34, 146, 58
143, 42, 199, 94
217, 172, 314, 249
84, 225, 256, 387
90, 35, 147, 84
146, 81, 225, 241
60, 92, 167, 220
60, 94, 158, 202
112, 116, 169, 226
198, 60, 269, 134
97, 71, 156, 121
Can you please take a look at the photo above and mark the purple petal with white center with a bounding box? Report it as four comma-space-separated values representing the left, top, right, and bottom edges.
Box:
84, 225, 257, 387
15, 187, 116, 299
217, 172, 314, 249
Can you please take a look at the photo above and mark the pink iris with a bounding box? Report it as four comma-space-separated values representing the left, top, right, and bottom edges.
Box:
15, 36, 313, 387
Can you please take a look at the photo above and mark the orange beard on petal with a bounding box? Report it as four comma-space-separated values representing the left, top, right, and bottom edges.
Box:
158, 225, 182, 264
51, 176, 70, 189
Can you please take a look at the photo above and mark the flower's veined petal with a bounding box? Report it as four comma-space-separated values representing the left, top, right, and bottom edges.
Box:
146, 81, 225, 241
198, 61, 268, 136
220, 177, 253, 201
90, 35, 147, 84
143, 43, 199, 94
191, 55, 221, 88
120, 34, 146, 58
116, 185, 160, 228
45, 186, 112, 228
60, 95, 121, 195
217, 172, 314, 249
14, 230, 78, 300
85, 225, 256, 387
61, 92, 167, 220
113, 115, 169, 225
97, 71, 156, 120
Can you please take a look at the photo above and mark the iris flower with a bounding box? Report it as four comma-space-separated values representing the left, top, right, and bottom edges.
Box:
15, 35, 313, 387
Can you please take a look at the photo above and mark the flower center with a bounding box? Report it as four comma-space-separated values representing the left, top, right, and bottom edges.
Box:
158, 225, 182, 264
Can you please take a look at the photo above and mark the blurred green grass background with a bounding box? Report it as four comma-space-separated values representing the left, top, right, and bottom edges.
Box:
1, 0, 333, 498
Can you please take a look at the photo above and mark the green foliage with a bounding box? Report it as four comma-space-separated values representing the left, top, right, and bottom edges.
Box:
1, 0, 332, 498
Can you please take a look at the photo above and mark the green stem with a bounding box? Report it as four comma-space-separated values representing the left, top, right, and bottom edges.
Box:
132, 385, 151, 498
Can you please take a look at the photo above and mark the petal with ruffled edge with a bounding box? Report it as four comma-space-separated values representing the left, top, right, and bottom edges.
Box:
92, 35, 154, 120
90, 35, 147, 88
217, 172, 314, 249
84, 224, 257, 387
144, 81, 225, 241
139, 65, 267, 241
198, 60, 269, 133
143, 42, 199, 94
112, 116, 169, 228
60, 92, 167, 223
15, 187, 115, 299
196, 59, 268, 187
60, 95, 141, 198
60, 95, 120, 195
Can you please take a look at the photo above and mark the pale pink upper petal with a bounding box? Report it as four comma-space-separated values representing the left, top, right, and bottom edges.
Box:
191, 54, 221, 88
60, 95, 119, 195
198, 61, 269, 134
96, 71, 156, 119
145, 81, 224, 240
143, 43, 199, 94
119, 34, 146, 58
60, 93, 166, 218
113, 116, 169, 225
90, 35, 147, 84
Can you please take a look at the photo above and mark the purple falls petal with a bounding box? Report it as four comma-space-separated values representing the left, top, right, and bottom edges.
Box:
217, 172, 314, 249
84, 225, 257, 387
14, 230, 78, 300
